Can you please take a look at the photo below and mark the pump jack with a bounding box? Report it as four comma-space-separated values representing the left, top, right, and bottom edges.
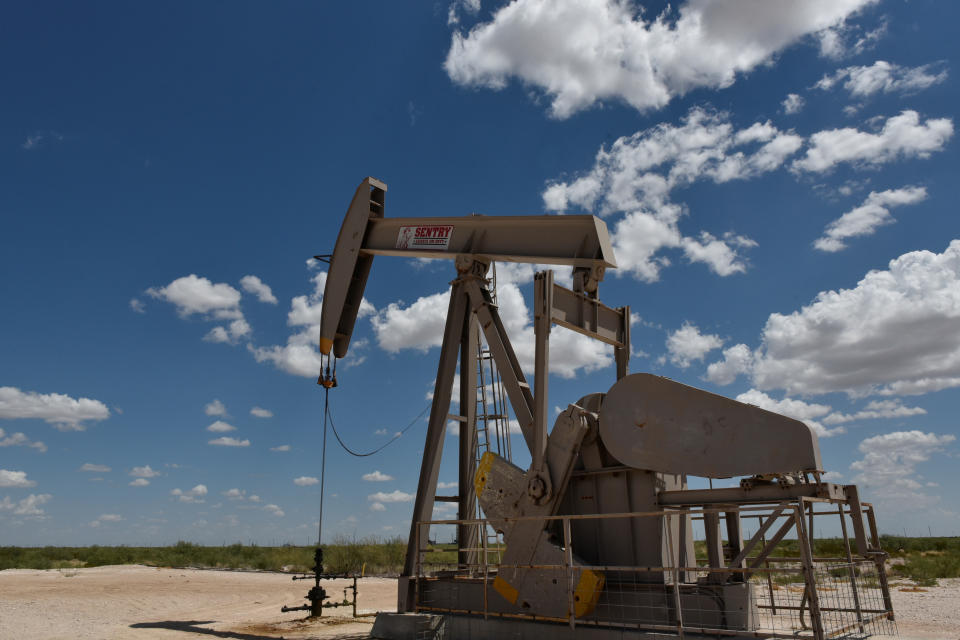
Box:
317, 178, 896, 639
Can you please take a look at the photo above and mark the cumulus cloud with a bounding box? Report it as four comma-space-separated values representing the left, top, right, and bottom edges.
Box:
250, 407, 273, 418
823, 399, 926, 425
707, 242, 960, 397
80, 463, 110, 473
735, 389, 843, 438
147, 274, 241, 316
129, 478, 150, 487
0, 493, 52, 516
369, 502, 386, 512
240, 275, 278, 304
665, 322, 724, 368
372, 290, 450, 353
362, 470, 394, 482
368, 490, 414, 503
0, 387, 110, 431
815, 186, 927, 252
372, 280, 611, 378
782, 93, 805, 114
270, 444, 291, 452
705, 344, 755, 385
204, 399, 227, 416
148, 274, 251, 345
445, 0, 873, 118
815, 60, 948, 98
544, 108, 797, 280
222, 488, 247, 500
850, 430, 954, 510
250, 271, 374, 377
206, 420, 237, 433
0, 469, 36, 488
264, 503, 285, 517
294, 476, 319, 486
792, 110, 953, 173
0, 428, 46, 453
171, 484, 207, 503
129, 298, 146, 313
130, 465, 161, 478
208, 437, 250, 447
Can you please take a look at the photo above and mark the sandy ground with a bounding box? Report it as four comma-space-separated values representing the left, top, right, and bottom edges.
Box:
1, 565, 957, 639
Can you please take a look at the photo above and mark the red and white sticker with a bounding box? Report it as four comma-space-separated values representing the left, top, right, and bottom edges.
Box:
396, 225, 454, 251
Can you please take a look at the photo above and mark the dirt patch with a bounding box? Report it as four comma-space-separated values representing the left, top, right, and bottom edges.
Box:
0, 565, 395, 639
2, 566, 959, 639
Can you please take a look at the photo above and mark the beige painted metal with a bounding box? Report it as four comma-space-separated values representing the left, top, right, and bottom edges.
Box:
599, 373, 823, 478
358, 215, 616, 267
319, 177, 615, 357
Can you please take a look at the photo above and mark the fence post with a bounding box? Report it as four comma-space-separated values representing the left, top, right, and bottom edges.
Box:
838, 504, 866, 633
795, 504, 825, 640
664, 511, 685, 639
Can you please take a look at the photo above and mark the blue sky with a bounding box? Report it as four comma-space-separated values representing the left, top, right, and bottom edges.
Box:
1, 0, 958, 545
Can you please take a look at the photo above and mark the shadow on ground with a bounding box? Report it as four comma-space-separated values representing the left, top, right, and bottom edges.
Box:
129, 620, 279, 640
130, 619, 372, 640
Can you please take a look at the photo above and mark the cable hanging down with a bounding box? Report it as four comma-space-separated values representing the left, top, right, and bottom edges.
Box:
326, 398, 431, 458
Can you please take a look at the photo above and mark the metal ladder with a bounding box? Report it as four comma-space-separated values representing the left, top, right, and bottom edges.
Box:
474, 264, 511, 562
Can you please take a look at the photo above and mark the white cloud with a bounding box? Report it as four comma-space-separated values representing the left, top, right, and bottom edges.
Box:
80, 463, 110, 473
362, 470, 394, 482
744, 241, 960, 396
147, 274, 242, 316
705, 343, 755, 385
0, 428, 46, 453
251, 271, 373, 377
823, 399, 926, 425
206, 420, 237, 433
129, 298, 146, 313
0, 493, 52, 516
148, 274, 252, 345
735, 389, 843, 438
445, 0, 873, 119
815, 60, 948, 98
665, 322, 723, 368
372, 290, 450, 353
782, 93, 805, 115
250, 406, 273, 418
437, 481, 458, 490
294, 476, 319, 486
171, 484, 208, 503
368, 490, 414, 503
369, 502, 386, 512
130, 465, 161, 478
711, 243, 960, 411
264, 503, 285, 517
0, 470, 36, 488
21, 131, 62, 150
792, 110, 953, 173
814, 186, 927, 252
90, 513, 123, 528
0, 386, 110, 431
222, 488, 246, 500
204, 399, 227, 416
208, 437, 250, 447
544, 108, 798, 281
375, 279, 609, 379
129, 478, 150, 487
270, 444, 291, 452
817, 19, 886, 60
240, 275, 278, 304
850, 430, 954, 510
